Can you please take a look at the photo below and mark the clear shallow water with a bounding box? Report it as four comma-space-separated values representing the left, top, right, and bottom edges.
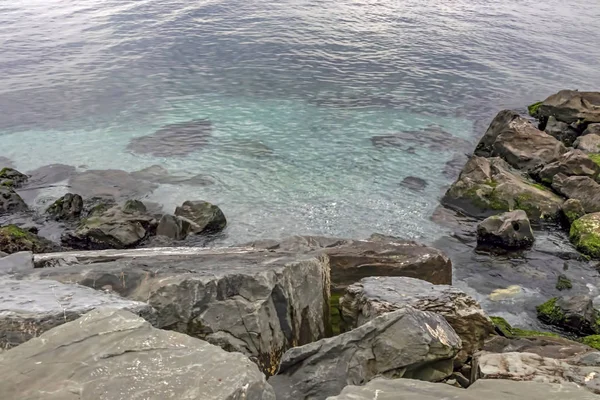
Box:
1, 0, 600, 244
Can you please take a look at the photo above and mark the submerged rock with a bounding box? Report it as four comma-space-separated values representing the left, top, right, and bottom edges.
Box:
340, 276, 492, 364
575, 133, 600, 153
442, 156, 564, 221
476, 210, 534, 250
45, 193, 83, 221
127, 119, 212, 157
0, 187, 27, 214
268, 307, 461, 400
174, 200, 227, 234
539, 149, 600, 183
371, 125, 472, 152
536, 295, 599, 335
570, 212, 600, 258
0, 309, 275, 400
400, 176, 428, 192
536, 90, 600, 124
0, 168, 28, 189
69, 169, 157, 201
131, 165, 215, 186
0, 225, 57, 254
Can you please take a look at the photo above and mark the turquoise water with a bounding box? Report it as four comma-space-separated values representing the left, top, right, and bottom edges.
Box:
1, 0, 600, 244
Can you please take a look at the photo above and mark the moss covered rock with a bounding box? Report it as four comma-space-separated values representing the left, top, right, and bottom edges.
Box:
0, 168, 28, 189
490, 316, 559, 338
46, 193, 83, 221
528, 101, 543, 117
581, 335, 600, 350
570, 213, 600, 259
536, 296, 599, 336
562, 199, 585, 225
556, 274, 573, 291
0, 225, 57, 254
0, 187, 28, 214
174, 200, 227, 234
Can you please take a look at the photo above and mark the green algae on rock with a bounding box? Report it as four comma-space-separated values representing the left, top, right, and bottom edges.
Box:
570, 213, 600, 259
556, 274, 573, 291
0, 225, 57, 254
528, 101, 543, 117
0, 167, 28, 189
581, 335, 600, 350
490, 316, 559, 338
537, 295, 600, 336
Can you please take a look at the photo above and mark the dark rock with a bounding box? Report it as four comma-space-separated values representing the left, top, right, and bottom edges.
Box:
127, 119, 212, 157
156, 214, 195, 240
575, 134, 600, 153
553, 174, 600, 213
340, 277, 493, 364
562, 199, 586, 225
0, 168, 28, 189
539, 149, 600, 183
45, 193, 83, 221
69, 169, 157, 201
536, 90, 600, 124
556, 274, 573, 291
570, 212, 600, 258
442, 156, 564, 221
536, 295, 598, 335
220, 139, 274, 157
476, 210, 534, 250
61, 202, 156, 250
371, 125, 472, 152
174, 200, 227, 234
0, 279, 157, 350
0, 187, 28, 214
544, 116, 580, 147
0, 225, 58, 254
329, 378, 597, 400
0, 309, 275, 400
0, 252, 33, 276
401, 176, 428, 192
24, 249, 330, 376
268, 308, 461, 400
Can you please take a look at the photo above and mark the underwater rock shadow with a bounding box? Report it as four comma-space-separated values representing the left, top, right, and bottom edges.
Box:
127, 119, 212, 157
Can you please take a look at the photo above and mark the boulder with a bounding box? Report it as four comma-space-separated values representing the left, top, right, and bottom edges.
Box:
127, 119, 212, 157
269, 307, 461, 400
45, 193, 83, 221
562, 199, 586, 225
553, 174, 600, 213
0, 187, 27, 214
0, 278, 157, 350
25, 249, 330, 376
340, 277, 492, 364
473, 352, 600, 393
0, 167, 28, 188
535, 90, 600, 124
156, 214, 195, 240
0, 225, 58, 254
575, 134, 600, 153
544, 116, 580, 147
536, 295, 598, 335
175, 200, 227, 234
585, 123, 600, 135
328, 377, 598, 400
474, 110, 521, 157
442, 156, 564, 221
539, 149, 600, 183
0, 309, 275, 400
476, 210, 534, 249
61, 200, 157, 250
0, 251, 33, 275
570, 212, 600, 258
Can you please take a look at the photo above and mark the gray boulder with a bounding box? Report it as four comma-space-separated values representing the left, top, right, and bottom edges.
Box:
562, 199, 586, 224
340, 277, 492, 364
45, 193, 84, 220
474, 110, 521, 157
552, 174, 600, 213
539, 149, 600, 183
174, 200, 227, 234
269, 307, 461, 400
584, 123, 600, 135
575, 133, 600, 153
536, 90, 600, 124
25, 248, 330, 376
0, 187, 27, 214
61, 200, 157, 250
0, 278, 156, 350
536, 295, 599, 336
328, 377, 598, 400
0, 251, 33, 275
442, 156, 564, 221
156, 214, 195, 240
544, 116, 580, 147
0, 308, 275, 400
476, 210, 535, 249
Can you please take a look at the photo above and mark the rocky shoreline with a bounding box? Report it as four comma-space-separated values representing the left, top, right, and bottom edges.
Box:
2, 89, 600, 398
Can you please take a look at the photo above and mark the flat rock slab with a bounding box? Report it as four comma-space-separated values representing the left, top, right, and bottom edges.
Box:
327, 377, 598, 400
0, 308, 275, 400
0, 251, 33, 275
0, 278, 156, 349
25, 248, 330, 376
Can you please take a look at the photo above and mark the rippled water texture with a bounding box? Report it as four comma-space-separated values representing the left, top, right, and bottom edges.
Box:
1, 0, 600, 244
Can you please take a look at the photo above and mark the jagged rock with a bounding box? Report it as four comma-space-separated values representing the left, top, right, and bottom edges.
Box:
0, 309, 275, 400
0, 225, 58, 254
476, 210, 534, 249
544, 116, 580, 146
269, 307, 461, 400
156, 214, 195, 240
328, 377, 598, 400
174, 200, 227, 234
0, 168, 28, 188
562, 199, 586, 225
340, 277, 492, 364
0, 278, 157, 350
539, 149, 600, 183
536, 295, 599, 335
25, 249, 330, 376
45, 193, 83, 220
475, 110, 522, 157
570, 212, 600, 258
0, 251, 33, 275
535, 90, 600, 124
0, 187, 27, 214
127, 119, 212, 157
575, 134, 600, 153
553, 174, 600, 213
61, 200, 157, 250
473, 352, 600, 393
442, 156, 564, 221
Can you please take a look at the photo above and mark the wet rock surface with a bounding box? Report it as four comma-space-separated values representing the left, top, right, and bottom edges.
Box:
570, 212, 600, 258
269, 307, 461, 400
536, 295, 599, 336
0, 168, 28, 188
0, 224, 58, 254
476, 210, 534, 250
0, 309, 275, 400
69, 169, 157, 201
0, 187, 27, 214
45, 193, 83, 221
127, 119, 212, 157
174, 200, 227, 234
535, 90, 600, 124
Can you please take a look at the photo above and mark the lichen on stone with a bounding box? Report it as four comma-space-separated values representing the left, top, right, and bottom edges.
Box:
527, 101, 543, 117
536, 298, 565, 325
581, 335, 600, 350
570, 215, 600, 259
